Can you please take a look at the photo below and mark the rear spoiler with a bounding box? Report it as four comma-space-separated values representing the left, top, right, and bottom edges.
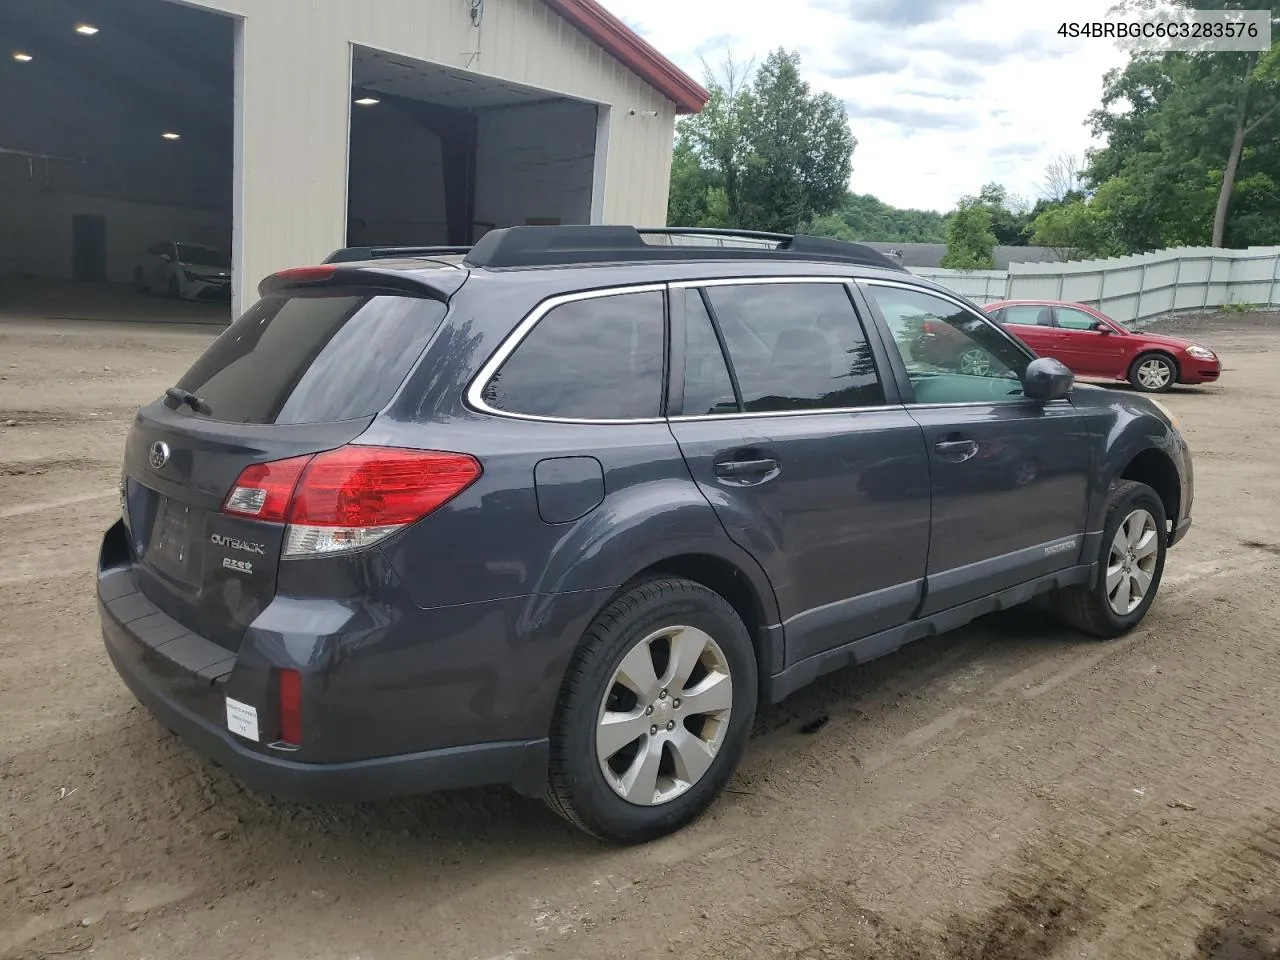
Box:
257, 264, 464, 300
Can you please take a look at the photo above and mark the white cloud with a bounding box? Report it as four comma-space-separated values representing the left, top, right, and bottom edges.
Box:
602, 0, 1128, 212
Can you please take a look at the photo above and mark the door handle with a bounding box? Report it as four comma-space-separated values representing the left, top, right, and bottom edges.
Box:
934, 439, 979, 462
714, 457, 779, 478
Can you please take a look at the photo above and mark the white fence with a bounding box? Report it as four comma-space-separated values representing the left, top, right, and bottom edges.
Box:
911, 246, 1280, 324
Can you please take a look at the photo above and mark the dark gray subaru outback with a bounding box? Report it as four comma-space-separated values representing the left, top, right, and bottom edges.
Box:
99, 226, 1193, 843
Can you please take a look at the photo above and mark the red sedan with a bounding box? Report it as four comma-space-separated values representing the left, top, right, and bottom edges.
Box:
983, 300, 1222, 393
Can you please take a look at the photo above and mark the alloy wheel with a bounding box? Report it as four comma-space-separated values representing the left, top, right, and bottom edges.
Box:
959, 348, 993, 377
1106, 508, 1159, 615
596, 625, 733, 806
1137, 358, 1172, 390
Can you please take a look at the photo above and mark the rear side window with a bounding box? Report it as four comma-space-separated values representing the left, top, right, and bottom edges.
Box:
703, 282, 886, 412
175, 290, 447, 424
680, 290, 738, 416
481, 290, 665, 420
1001, 304, 1051, 327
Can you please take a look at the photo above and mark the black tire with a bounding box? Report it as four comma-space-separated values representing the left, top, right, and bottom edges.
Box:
545, 577, 758, 843
168, 275, 181, 299
1054, 480, 1167, 638
134, 267, 149, 294
1128, 352, 1177, 393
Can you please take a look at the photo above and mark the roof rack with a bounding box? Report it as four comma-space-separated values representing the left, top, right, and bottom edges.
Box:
322, 245, 471, 264
462, 225, 907, 272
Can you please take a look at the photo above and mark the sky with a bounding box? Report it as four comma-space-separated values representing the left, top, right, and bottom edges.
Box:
601, 0, 1131, 213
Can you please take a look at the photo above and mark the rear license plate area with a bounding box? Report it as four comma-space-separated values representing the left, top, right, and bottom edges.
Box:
145, 495, 202, 586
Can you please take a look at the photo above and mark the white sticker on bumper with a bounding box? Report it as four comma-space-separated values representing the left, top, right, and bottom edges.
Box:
226, 697, 260, 742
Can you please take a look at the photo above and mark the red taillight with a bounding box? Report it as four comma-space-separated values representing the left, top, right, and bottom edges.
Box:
274, 265, 336, 283
222, 454, 313, 522
222, 446, 482, 557
278, 669, 302, 746
288, 446, 481, 527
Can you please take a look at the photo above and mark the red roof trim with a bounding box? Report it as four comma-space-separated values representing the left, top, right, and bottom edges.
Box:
539, 0, 710, 114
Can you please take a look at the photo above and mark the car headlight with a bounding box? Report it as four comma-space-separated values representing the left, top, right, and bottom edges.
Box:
1149, 397, 1180, 431
1185, 345, 1216, 360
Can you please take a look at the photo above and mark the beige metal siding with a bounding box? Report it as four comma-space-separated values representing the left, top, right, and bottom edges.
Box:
180, 0, 677, 312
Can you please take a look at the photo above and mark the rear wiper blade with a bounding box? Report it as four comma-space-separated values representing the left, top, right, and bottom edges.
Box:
165, 386, 211, 414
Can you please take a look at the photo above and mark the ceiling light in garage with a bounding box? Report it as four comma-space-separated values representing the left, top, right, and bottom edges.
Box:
13, 52, 33, 61
354, 97, 380, 106
161, 132, 181, 140
75, 24, 99, 35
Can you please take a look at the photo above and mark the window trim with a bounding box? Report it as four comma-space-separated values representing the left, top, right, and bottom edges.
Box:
668, 275, 897, 420
858, 278, 1068, 410
465, 283, 670, 425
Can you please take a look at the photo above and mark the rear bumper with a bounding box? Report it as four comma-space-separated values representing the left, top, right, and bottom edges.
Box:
98, 526, 550, 803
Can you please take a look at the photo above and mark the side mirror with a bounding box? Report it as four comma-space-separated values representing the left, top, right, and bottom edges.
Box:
159, 253, 173, 263
1090, 320, 1111, 333
1023, 356, 1074, 401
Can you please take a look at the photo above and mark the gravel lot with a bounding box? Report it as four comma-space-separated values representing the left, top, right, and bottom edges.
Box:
2, 308, 1279, 960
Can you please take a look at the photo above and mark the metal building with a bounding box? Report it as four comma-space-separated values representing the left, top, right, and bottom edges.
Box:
1, 0, 707, 316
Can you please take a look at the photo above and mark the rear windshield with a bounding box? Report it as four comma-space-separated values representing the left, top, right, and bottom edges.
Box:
174, 289, 447, 424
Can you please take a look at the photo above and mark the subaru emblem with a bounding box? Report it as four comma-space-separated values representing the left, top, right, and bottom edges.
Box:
148, 441, 170, 470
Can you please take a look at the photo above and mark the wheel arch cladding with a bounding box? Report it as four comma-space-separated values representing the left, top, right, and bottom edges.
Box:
633, 553, 778, 695
1120, 447, 1181, 530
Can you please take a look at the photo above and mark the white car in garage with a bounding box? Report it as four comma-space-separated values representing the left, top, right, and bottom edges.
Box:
134, 241, 232, 301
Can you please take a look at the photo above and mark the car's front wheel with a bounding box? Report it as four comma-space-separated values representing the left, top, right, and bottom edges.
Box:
1054, 480, 1167, 638
545, 577, 757, 843
1129, 353, 1177, 393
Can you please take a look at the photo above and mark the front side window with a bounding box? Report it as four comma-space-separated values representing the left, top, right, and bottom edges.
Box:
702, 282, 885, 413
1055, 307, 1102, 331
865, 284, 1031, 404
481, 290, 665, 420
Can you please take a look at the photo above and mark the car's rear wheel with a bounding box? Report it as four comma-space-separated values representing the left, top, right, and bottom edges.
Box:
545, 577, 757, 843
958, 346, 994, 377
1129, 353, 1177, 393
134, 267, 149, 294
1053, 480, 1167, 638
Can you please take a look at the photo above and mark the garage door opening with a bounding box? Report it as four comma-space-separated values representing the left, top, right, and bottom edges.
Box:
348, 47, 603, 248
0, 0, 233, 322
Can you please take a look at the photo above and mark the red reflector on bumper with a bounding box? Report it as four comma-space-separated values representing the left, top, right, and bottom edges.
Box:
279, 669, 302, 746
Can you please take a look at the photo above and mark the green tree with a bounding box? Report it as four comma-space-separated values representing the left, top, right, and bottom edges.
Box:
940, 200, 997, 269
973, 182, 1033, 246
1030, 198, 1116, 261
802, 192, 948, 242
1083, 3, 1280, 250
666, 49, 854, 232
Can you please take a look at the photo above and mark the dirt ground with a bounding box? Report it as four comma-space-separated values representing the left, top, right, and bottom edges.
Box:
3, 308, 1280, 960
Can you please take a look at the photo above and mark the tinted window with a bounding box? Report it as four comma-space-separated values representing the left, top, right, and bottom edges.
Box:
704, 283, 885, 412
680, 290, 738, 416
1056, 307, 1100, 330
482, 290, 665, 420
1001, 304, 1051, 327
176, 290, 447, 424
866, 285, 1031, 404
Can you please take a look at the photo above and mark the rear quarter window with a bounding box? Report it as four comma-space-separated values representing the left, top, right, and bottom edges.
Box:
175, 288, 447, 424
479, 289, 665, 420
